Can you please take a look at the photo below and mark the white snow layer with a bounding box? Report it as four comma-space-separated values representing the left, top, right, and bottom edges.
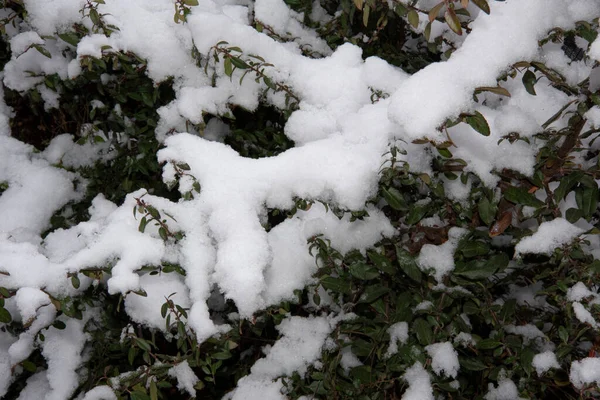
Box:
515, 218, 584, 256
425, 342, 460, 379
532, 351, 560, 376
1, 0, 600, 398
570, 357, 600, 389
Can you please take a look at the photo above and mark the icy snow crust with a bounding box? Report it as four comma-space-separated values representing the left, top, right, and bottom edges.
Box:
1, 0, 600, 398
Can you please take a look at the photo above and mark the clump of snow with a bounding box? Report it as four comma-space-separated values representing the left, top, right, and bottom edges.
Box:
515, 218, 583, 256
567, 282, 597, 302
402, 362, 433, 400
572, 302, 598, 328
570, 357, 600, 389
417, 227, 468, 281
168, 360, 200, 398
386, 322, 409, 358
340, 346, 363, 373
484, 378, 526, 400
454, 332, 475, 347
81, 386, 117, 400
414, 301, 433, 312
532, 351, 560, 376
228, 314, 343, 399
425, 342, 460, 378
124, 273, 191, 332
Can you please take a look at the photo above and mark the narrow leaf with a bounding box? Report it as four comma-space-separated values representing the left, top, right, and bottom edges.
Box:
429, 2, 444, 22
444, 9, 462, 35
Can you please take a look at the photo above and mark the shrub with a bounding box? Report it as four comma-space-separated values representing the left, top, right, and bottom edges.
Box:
0, 0, 600, 399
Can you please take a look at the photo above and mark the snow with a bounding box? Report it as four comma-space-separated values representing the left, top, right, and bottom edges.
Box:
515, 218, 584, 256
532, 351, 560, 376
402, 362, 433, 400
572, 302, 598, 328
567, 282, 597, 302
454, 332, 475, 348
228, 314, 343, 399
1, 0, 600, 397
485, 378, 525, 400
417, 227, 468, 281
168, 360, 200, 398
570, 357, 600, 389
386, 321, 409, 358
81, 386, 117, 400
340, 346, 363, 373
425, 342, 460, 378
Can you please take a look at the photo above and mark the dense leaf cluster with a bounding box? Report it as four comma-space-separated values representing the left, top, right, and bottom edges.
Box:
1, 0, 600, 399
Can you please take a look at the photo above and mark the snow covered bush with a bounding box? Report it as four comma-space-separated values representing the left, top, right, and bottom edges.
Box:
1, 0, 600, 399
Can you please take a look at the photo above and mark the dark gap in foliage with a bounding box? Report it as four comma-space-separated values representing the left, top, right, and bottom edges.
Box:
224, 105, 294, 159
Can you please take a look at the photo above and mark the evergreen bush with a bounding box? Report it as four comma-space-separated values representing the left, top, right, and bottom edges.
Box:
0, 0, 600, 399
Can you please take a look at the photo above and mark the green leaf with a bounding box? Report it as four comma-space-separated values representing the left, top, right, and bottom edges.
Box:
477, 339, 502, 350
474, 86, 511, 97
352, 338, 373, 357
396, 247, 421, 283
405, 202, 430, 225
478, 196, 496, 226
150, 380, 158, 400
21, 360, 37, 373
460, 357, 487, 371
504, 186, 544, 208
444, 8, 462, 35
407, 10, 419, 29
320, 276, 352, 295
146, 205, 160, 220
350, 365, 374, 384
71, 275, 80, 289
161, 302, 169, 318
454, 254, 507, 280
58, 32, 80, 47
522, 70, 537, 96
230, 57, 249, 69
437, 147, 453, 158
578, 184, 598, 219
459, 240, 490, 258
213, 350, 233, 360
558, 326, 569, 344
183, 0, 199, 5
413, 318, 433, 345
32, 44, 51, 58
464, 111, 490, 136
362, 4, 370, 27
428, 2, 444, 22
159, 227, 168, 241
368, 250, 395, 274
52, 320, 66, 330
128, 346, 136, 365
554, 171, 584, 202
224, 57, 233, 77
138, 217, 148, 233
471, 0, 490, 14
499, 298, 517, 322
0, 307, 12, 323
349, 262, 380, 280
358, 285, 390, 304
134, 338, 152, 352
382, 187, 407, 210
565, 208, 583, 223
